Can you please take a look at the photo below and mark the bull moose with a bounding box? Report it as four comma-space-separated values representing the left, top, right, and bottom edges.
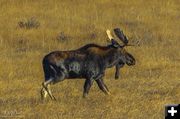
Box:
41, 28, 135, 100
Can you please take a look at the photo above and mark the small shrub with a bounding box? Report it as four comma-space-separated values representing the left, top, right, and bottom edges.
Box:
56, 32, 69, 42
15, 37, 29, 52
89, 33, 97, 39
18, 17, 40, 29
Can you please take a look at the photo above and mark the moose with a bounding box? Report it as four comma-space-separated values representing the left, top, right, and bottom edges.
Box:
41, 28, 136, 100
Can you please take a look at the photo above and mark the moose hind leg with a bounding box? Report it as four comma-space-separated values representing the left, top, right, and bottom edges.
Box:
83, 79, 94, 98
41, 79, 53, 100
42, 70, 66, 100
41, 87, 48, 100
96, 79, 110, 95
42, 78, 56, 100
47, 84, 56, 100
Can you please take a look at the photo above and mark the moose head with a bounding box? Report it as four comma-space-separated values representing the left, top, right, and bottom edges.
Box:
106, 28, 136, 66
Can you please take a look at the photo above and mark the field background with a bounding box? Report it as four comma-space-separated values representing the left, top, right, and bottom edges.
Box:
0, 0, 179, 119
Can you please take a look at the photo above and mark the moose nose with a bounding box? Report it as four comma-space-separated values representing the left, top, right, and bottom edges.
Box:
132, 60, 136, 65
127, 59, 135, 66
131, 59, 136, 65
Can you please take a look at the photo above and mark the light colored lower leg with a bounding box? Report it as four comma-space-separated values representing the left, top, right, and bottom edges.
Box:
44, 78, 53, 86
47, 85, 52, 97
104, 87, 111, 95
42, 79, 56, 100
41, 87, 48, 100
106, 91, 111, 95
43, 88, 48, 98
47, 84, 56, 100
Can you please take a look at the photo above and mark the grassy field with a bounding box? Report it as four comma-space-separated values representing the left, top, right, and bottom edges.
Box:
0, 0, 179, 118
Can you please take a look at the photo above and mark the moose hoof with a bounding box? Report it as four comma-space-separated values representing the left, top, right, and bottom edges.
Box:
83, 93, 88, 98
115, 76, 119, 80
52, 96, 57, 101
106, 91, 111, 95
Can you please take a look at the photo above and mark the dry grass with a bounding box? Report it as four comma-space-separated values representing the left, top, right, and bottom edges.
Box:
0, 0, 179, 119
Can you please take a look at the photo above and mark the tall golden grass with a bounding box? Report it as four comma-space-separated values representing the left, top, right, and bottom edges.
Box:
0, 0, 179, 118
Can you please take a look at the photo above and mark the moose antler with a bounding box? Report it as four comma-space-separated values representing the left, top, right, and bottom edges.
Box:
106, 29, 114, 41
114, 28, 129, 45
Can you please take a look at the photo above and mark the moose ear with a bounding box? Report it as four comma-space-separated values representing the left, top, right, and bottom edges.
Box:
111, 39, 119, 48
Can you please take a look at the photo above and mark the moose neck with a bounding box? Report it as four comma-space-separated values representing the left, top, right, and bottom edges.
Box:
103, 48, 120, 68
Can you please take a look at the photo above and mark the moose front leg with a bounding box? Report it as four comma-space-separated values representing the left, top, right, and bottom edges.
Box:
96, 79, 110, 95
115, 63, 124, 79
83, 79, 94, 98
